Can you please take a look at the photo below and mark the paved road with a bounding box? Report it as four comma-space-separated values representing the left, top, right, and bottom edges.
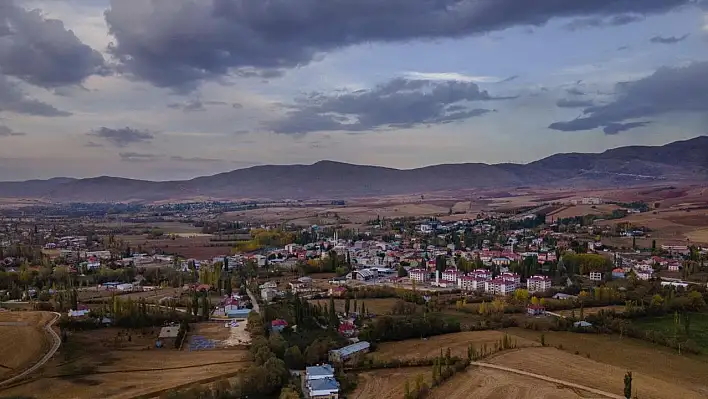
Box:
470, 362, 624, 399
0, 312, 62, 387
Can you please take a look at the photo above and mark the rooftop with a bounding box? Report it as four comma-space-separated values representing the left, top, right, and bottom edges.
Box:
306, 364, 335, 379
330, 341, 370, 358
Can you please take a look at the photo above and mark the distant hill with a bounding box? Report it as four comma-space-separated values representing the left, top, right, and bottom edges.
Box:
1, 136, 707, 202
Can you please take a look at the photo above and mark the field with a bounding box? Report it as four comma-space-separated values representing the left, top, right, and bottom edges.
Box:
0, 312, 54, 381
308, 298, 402, 315
117, 234, 230, 259
506, 328, 708, 396
633, 312, 708, 351
556, 305, 625, 318
371, 331, 538, 361
489, 347, 706, 399
78, 287, 184, 303
546, 204, 622, 220
0, 325, 251, 399
350, 367, 431, 399
429, 366, 593, 399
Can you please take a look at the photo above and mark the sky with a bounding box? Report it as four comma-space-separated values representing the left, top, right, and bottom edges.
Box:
0, 0, 707, 181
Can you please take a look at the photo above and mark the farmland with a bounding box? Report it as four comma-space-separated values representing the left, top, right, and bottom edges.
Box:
633, 312, 708, 351
0, 325, 251, 399
429, 366, 593, 399
506, 328, 708, 395
556, 305, 625, 318
371, 331, 538, 361
488, 347, 706, 399
0, 312, 55, 381
308, 298, 403, 315
350, 367, 431, 399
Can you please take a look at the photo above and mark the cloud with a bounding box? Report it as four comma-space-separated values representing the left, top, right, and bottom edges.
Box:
118, 152, 160, 162
403, 72, 500, 83
0, 75, 71, 116
556, 98, 596, 108
566, 87, 586, 96
564, 14, 645, 31
267, 77, 500, 134
649, 34, 689, 44
88, 127, 155, 147
103, 0, 697, 88
0, 0, 107, 88
603, 121, 651, 134
549, 61, 708, 133
170, 156, 224, 163
168, 100, 206, 112
0, 125, 25, 137
84, 141, 104, 148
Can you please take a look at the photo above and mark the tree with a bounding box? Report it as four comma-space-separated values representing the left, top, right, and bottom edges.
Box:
624, 371, 632, 399
398, 266, 408, 278
279, 387, 300, 399
344, 297, 351, 316
201, 295, 211, 318
328, 296, 339, 329
284, 345, 305, 369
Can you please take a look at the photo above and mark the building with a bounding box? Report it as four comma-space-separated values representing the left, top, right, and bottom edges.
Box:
668, 263, 681, 272
589, 272, 603, 281
611, 268, 626, 279
329, 341, 370, 365
408, 268, 429, 282
337, 322, 357, 338
492, 257, 511, 266
261, 288, 277, 302
500, 273, 521, 285
458, 276, 485, 292
526, 275, 552, 293
271, 319, 288, 332
116, 283, 134, 292
305, 365, 339, 399
527, 304, 546, 316
156, 326, 180, 348
441, 269, 462, 284
346, 268, 377, 281
470, 269, 492, 280
485, 277, 516, 296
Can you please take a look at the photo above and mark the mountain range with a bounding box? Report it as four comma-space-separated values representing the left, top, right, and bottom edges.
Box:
1, 137, 707, 203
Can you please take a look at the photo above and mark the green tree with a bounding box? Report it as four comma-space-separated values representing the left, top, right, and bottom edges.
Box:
279, 387, 300, 399
284, 345, 305, 369
624, 371, 632, 399
344, 297, 351, 316
328, 296, 339, 329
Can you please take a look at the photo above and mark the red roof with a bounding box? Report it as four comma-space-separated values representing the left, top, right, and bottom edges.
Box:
338, 322, 355, 332
272, 319, 288, 327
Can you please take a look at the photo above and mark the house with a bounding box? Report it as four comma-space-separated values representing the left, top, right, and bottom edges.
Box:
500, 273, 521, 286
289, 280, 311, 294
271, 319, 288, 332
668, 263, 681, 272
261, 288, 277, 302
259, 281, 277, 290
589, 272, 603, 281
611, 268, 625, 279
492, 257, 511, 266
116, 283, 134, 292
329, 341, 370, 365
329, 286, 347, 297
337, 322, 356, 338
346, 268, 377, 281
552, 293, 577, 300
305, 365, 339, 399
527, 304, 545, 316
157, 326, 180, 348
526, 275, 552, 293
470, 269, 492, 280
408, 268, 429, 282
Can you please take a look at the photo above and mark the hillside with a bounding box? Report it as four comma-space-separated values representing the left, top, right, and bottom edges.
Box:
1, 137, 707, 202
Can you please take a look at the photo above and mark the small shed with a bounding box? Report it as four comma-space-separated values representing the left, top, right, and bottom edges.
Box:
157, 326, 180, 348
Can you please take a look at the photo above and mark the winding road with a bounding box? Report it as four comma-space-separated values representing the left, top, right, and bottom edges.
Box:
470, 362, 624, 399
0, 312, 62, 388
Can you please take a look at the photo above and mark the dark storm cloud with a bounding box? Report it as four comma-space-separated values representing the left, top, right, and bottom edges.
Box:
556, 98, 596, 108
266, 77, 500, 134
549, 61, 708, 134
0, 1, 107, 88
603, 121, 651, 134
118, 152, 160, 162
0, 75, 72, 116
88, 127, 154, 147
650, 34, 690, 44
103, 0, 698, 88
0, 125, 25, 137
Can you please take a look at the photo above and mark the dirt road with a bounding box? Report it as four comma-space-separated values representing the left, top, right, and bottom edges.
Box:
0, 312, 61, 387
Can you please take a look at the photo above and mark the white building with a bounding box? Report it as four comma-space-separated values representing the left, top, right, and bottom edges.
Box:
500, 272, 521, 285
458, 276, 485, 292
589, 272, 603, 281
408, 268, 429, 282
441, 269, 462, 284
485, 278, 516, 296
116, 283, 134, 292
470, 269, 492, 280
526, 275, 552, 293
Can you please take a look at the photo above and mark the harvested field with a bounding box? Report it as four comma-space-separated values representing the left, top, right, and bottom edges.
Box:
79, 287, 184, 303
546, 204, 621, 220
117, 235, 231, 259
309, 298, 403, 315
489, 347, 706, 399
429, 366, 592, 399
0, 327, 251, 399
350, 367, 431, 399
0, 311, 54, 381
372, 331, 538, 361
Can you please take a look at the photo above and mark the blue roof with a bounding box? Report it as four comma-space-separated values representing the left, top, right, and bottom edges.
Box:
308, 377, 340, 392
330, 341, 370, 358
306, 364, 335, 378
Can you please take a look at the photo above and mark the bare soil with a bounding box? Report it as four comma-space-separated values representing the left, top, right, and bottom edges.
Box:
0, 312, 54, 381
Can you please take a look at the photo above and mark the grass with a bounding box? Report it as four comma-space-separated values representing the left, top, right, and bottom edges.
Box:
633, 312, 708, 351
308, 298, 404, 315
